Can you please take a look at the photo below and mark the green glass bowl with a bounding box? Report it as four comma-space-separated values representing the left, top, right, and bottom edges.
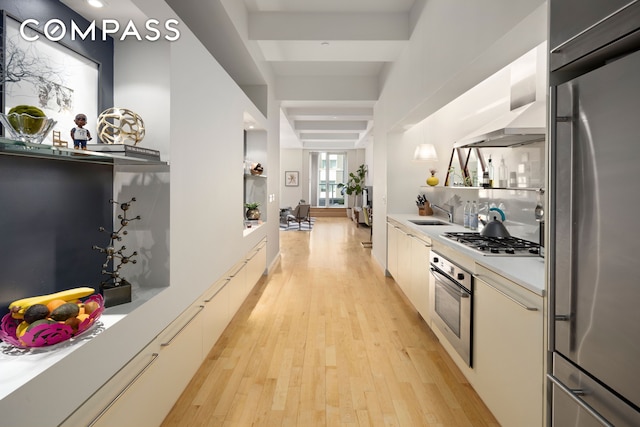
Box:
0, 112, 57, 144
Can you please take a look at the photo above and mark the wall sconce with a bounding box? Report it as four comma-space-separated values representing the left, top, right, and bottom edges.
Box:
413, 143, 440, 186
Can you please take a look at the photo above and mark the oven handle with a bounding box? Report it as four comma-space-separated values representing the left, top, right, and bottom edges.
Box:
430, 267, 469, 298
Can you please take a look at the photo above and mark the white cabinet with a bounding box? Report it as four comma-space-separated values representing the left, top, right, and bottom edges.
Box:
59, 342, 161, 427
246, 239, 266, 291
387, 222, 399, 278
396, 227, 413, 297
471, 265, 544, 427
387, 220, 432, 322
202, 277, 231, 354
60, 302, 205, 427
387, 221, 412, 295
60, 240, 268, 427
228, 261, 248, 315
410, 236, 431, 322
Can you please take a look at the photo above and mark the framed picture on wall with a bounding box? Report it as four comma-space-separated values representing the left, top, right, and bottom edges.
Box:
2, 14, 100, 144
285, 171, 299, 187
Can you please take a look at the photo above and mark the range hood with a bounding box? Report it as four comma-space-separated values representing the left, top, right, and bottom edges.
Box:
454, 44, 547, 148
453, 100, 546, 148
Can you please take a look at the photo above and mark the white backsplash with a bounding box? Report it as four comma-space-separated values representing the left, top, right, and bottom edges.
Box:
420, 186, 543, 244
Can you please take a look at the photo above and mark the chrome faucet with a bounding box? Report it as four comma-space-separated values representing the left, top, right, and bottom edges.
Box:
431, 203, 454, 223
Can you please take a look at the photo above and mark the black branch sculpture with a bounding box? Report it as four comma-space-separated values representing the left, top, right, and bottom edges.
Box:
92, 198, 141, 289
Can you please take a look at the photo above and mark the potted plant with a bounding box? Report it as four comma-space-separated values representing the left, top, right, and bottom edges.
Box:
337, 164, 367, 219
245, 202, 261, 220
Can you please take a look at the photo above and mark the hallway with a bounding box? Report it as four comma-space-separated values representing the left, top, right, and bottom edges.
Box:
162, 218, 498, 426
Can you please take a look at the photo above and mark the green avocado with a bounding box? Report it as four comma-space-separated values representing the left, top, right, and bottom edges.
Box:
50, 302, 80, 321
23, 304, 50, 324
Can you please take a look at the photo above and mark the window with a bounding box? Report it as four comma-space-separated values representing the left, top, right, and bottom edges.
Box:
310, 152, 346, 207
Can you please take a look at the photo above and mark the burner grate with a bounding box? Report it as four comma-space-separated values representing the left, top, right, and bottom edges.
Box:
443, 232, 541, 255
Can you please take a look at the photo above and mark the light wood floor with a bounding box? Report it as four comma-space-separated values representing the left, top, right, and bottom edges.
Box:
161, 217, 499, 426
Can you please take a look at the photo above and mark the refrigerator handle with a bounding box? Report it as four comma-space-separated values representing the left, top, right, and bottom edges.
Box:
551, 83, 577, 351
547, 374, 614, 427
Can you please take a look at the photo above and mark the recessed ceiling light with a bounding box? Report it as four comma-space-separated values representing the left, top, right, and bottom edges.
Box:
87, 0, 105, 8
321, 41, 330, 46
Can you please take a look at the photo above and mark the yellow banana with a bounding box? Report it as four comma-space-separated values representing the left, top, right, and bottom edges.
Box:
9, 287, 95, 319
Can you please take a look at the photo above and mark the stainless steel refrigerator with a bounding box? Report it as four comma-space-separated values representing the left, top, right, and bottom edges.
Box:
549, 1, 640, 426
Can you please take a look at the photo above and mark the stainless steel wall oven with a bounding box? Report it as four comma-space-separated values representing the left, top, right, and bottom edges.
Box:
429, 251, 473, 367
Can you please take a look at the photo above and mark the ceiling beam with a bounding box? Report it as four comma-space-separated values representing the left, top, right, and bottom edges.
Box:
300, 133, 360, 141
302, 141, 360, 150
166, 0, 265, 87
286, 107, 373, 119
276, 75, 378, 101
248, 12, 410, 41
295, 121, 368, 131
257, 40, 405, 62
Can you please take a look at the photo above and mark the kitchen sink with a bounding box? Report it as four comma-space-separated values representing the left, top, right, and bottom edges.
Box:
408, 219, 449, 226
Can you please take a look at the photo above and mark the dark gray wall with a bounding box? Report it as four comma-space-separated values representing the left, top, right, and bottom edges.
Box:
0, 156, 113, 318
0, 0, 115, 318
0, 0, 114, 112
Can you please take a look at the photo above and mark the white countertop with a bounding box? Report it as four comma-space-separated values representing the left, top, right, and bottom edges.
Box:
387, 213, 546, 296
0, 286, 167, 403
0, 313, 124, 401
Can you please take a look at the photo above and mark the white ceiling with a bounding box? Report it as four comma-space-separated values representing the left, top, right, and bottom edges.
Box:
61, 0, 418, 149
243, 0, 417, 149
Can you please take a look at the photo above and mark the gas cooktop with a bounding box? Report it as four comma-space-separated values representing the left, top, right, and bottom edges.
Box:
442, 232, 541, 256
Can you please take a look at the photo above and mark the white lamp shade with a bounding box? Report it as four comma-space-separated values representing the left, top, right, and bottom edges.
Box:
413, 144, 438, 161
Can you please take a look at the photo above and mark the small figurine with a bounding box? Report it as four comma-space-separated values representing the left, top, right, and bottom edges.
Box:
71, 113, 92, 150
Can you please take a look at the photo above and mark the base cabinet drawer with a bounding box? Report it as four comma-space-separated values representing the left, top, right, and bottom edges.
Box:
387, 223, 399, 278
202, 278, 231, 355
246, 241, 266, 290
472, 269, 544, 427
228, 262, 248, 316
61, 242, 267, 427
60, 304, 205, 427
411, 236, 431, 322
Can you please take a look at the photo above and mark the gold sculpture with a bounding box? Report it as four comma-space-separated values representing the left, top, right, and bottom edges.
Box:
97, 108, 145, 145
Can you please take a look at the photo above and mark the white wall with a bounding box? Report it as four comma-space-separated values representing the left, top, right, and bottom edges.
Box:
114, 0, 280, 330
112, 41, 171, 161
384, 0, 548, 131
280, 148, 304, 207
280, 148, 366, 208
372, 0, 548, 269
